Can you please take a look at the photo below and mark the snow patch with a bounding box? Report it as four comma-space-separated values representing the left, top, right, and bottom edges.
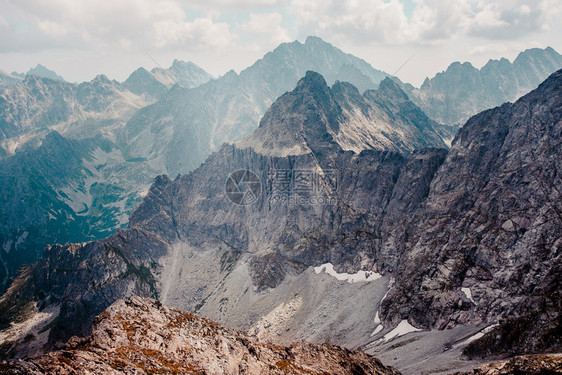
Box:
314, 263, 382, 283
453, 324, 499, 348
380, 320, 421, 342
461, 287, 475, 304
371, 324, 384, 336
374, 311, 381, 324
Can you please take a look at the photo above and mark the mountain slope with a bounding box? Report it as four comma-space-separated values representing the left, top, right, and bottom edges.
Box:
405, 46, 562, 125
0, 297, 398, 375
0, 75, 148, 147
0, 132, 145, 291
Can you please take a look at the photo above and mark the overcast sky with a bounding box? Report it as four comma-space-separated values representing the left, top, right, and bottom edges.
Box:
1, 0, 561, 87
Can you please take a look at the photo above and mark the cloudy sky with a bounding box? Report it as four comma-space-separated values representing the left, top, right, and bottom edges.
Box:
1, 0, 561, 86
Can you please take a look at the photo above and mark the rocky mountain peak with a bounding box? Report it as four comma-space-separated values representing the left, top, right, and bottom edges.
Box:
409, 46, 562, 125
237, 70, 342, 156
25, 64, 65, 82
369, 77, 410, 102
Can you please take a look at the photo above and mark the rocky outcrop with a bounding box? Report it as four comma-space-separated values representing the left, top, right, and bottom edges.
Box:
0, 297, 399, 375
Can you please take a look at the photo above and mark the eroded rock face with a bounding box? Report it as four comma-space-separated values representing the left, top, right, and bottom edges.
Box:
0, 297, 400, 375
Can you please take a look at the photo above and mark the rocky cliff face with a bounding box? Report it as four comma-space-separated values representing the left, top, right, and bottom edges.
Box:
405, 46, 562, 126
0, 71, 449, 357
0, 297, 399, 375
383, 69, 562, 357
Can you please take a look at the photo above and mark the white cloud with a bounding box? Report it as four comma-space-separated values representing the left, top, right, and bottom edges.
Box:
185, 0, 287, 10
291, 0, 411, 44
0, 0, 236, 52
467, 0, 553, 39
241, 12, 291, 45
289, 0, 559, 45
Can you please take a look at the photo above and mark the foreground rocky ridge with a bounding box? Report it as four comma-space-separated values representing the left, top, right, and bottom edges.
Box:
0, 297, 399, 375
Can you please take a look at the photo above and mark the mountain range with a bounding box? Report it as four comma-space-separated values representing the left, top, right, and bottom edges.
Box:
1, 37, 561, 374
1, 63, 560, 374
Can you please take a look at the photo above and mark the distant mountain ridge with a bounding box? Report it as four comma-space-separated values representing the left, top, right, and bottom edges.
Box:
10, 64, 66, 82
405, 46, 562, 125
1, 42, 561, 374
123, 59, 213, 100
